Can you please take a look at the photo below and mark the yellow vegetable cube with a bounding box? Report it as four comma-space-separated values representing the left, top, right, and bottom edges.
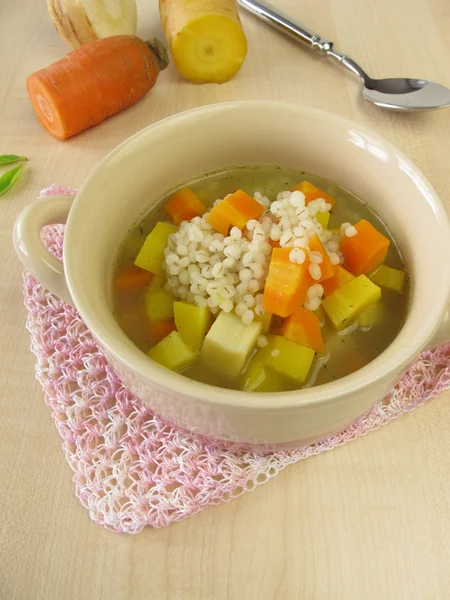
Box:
134, 222, 177, 276
370, 265, 405, 293
200, 312, 262, 380
258, 335, 315, 384
322, 275, 381, 330
239, 357, 285, 393
148, 331, 196, 372
174, 301, 212, 351
144, 279, 175, 323
315, 211, 330, 229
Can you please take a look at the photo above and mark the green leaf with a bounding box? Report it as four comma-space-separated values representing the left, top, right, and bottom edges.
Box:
0, 165, 24, 197
0, 154, 28, 166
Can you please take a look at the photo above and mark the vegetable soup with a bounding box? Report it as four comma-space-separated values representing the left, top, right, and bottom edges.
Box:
113, 166, 408, 392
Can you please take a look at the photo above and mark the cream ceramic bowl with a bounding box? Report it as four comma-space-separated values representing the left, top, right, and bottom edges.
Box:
14, 102, 450, 447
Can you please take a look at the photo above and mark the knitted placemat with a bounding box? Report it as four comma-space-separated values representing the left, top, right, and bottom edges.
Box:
22, 185, 450, 534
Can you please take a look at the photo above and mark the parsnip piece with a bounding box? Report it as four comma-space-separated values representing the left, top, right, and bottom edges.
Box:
149, 332, 196, 371
47, 0, 137, 48
200, 312, 262, 379
159, 0, 247, 83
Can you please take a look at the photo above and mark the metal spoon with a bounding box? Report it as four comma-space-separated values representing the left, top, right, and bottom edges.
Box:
237, 0, 450, 112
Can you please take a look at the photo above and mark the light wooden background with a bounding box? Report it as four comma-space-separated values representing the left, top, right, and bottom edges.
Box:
1, 1, 449, 599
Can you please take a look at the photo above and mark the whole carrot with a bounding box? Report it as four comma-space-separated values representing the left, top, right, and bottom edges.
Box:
27, 36, 168, 140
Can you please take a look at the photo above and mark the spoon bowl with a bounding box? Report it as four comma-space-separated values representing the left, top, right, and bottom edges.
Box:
362, 79, 450, 111
238, 0, 450, 112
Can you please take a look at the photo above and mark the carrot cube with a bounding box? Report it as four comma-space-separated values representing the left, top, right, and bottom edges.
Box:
340, 219, 390, 276
148, 319, 177, 345
290, 181, 336, 208
281, 307, 324, 352
308, 234, 335, 281
206, 190, 264, 235
206, 199, 245, 235
227, 189, 264, 222
263, 248, 312, 318
114, 264, 153, 292
164, 187, 206, 225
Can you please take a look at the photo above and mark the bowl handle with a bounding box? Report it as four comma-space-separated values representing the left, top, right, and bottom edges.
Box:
13, 195, 75, 305
427, 308, 450, 349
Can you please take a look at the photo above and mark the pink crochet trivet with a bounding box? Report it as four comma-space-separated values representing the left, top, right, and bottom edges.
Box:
23, 185, 450, 534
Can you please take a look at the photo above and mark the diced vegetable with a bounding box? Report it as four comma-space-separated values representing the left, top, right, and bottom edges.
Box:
114, 264, 152, 292
258, 335, 315, 384
263, 248, 311, 317
148, 331, 196, 371
315, 211, 330, 229
281, 308, 324, 352
27, 36, 168, 140
322, 275, 381, 330
164, 187, 206, 225
290, 181, 336, 208
159, 0, 247, 84
370, 265, 405, 293
200, 311, 262, 379
134, 221, 177, 276
340, 219, 390, 276
206, 198, 244, 235
227, 189, 265, 222
308, 234, 334, 281
322, 265, 355, 297
254, 311, 272, 333
144, 278, 175, 323
239, 357, 284, 393
358, 302, 384, 328
206, 190, 264, 235
173, 301, 212, 351
148, 319, 177, 344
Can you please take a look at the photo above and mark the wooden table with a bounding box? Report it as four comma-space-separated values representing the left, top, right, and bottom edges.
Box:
1, 1, 449, 598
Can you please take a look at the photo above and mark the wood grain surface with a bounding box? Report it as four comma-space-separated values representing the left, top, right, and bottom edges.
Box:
0, 1, 449, 598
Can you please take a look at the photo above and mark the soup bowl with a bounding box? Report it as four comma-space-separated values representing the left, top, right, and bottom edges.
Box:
14, 101, 450, 446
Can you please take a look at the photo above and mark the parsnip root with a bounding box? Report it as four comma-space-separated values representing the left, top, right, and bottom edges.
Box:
159, 0, 247, 83
47, 0, 137, 48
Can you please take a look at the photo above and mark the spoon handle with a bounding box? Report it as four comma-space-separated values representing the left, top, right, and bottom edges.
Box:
237, 0, 368, 82
237, 0, 333, 53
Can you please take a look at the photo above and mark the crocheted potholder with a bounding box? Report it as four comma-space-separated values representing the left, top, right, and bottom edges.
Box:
23, 186, 450, 534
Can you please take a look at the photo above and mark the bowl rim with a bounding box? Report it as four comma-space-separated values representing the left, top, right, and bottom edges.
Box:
65, 100, 450, 411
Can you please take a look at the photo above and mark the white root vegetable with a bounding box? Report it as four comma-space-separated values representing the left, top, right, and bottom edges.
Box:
47, 0, 137, 48
159, 0, 247, 84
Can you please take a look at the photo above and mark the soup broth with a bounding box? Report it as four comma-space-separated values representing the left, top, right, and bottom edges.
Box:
113, 166, 408, 392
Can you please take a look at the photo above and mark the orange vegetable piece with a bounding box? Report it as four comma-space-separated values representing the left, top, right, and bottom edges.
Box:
207, 190, 264, 235
322, 265, 355, 297
164, 187, 206, 225
340, 219, 390, 276
27, 36, 168, 140
263, 248, 312, 318
227, 189, 265, 222
281, 308, 324, 353
206, 199, 245, 235
148, 319, 177, 345
308, 235, 335, 282
114, 264, 153, 292
290, 181, 336, 208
